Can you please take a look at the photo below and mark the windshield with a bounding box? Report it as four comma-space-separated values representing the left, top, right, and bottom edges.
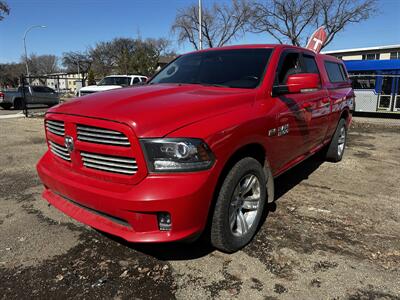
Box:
149, 49, 273, 89
98, 77, 131, 86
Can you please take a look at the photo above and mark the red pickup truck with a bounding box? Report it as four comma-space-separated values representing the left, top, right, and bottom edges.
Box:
37, 45, 354, 252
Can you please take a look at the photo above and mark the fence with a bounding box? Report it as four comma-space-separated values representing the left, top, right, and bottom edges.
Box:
349, 74, 400, 116
17, 74, 86, 117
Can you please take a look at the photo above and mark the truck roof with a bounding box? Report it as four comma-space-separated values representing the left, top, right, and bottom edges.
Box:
185, 44, 344, 64
105, 75, 146, 77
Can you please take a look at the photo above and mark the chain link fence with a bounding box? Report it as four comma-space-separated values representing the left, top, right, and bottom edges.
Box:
350, 74, 400, 119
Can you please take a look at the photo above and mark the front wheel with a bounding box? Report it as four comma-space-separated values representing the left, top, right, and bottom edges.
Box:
211, 157, 270, 253
325, 118, 347, 162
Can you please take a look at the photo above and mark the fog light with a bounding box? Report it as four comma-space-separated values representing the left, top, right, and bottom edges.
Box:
157, 212, 171, 231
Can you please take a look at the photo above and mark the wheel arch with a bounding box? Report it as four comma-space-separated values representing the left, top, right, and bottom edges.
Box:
340, 108, 350, 121
202, 142, 273, 242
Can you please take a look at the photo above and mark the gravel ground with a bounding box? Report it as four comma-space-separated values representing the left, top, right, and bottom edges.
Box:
0, 117, 399, 299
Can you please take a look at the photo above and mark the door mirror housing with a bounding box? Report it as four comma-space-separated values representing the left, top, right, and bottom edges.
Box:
272, 73, 320, 96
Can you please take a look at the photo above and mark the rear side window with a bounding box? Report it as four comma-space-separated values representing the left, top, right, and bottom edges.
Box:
303, 55, 319, 74
132, 77, 140, 84
324, 61, 346, 83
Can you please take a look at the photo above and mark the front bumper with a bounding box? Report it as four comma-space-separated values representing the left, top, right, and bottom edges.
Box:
37, 151, 217, 242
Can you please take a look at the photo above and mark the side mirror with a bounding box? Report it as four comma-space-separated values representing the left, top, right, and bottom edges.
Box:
273, 73, 320, 96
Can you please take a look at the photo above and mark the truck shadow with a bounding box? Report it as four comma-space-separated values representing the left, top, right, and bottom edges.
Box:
102, 153, 325, 261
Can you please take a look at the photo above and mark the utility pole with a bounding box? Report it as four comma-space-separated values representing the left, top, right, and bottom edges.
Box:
198, 0, 202, 50
23, 25, 46, 82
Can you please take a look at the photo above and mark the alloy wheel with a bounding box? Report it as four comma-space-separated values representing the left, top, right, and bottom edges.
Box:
338, 126, 346, 157
229, 174, 261, 236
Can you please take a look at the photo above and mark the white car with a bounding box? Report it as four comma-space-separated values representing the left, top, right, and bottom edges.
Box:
78, 75, 147, 97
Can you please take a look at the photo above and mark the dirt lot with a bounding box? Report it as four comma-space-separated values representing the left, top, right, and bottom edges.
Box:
0, 117, 399, 299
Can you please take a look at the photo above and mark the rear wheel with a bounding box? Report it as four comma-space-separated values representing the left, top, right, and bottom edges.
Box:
325, 118, 347, 162
211, 157, 270, 253
13, 98, 24, 110
0, 103, 12, 110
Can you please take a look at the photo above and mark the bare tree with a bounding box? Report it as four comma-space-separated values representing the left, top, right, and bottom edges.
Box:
0, 62, 24, 87
62, 51, 92, 86
316, 0, 377, 48
89, 37, 173, 77
89, 41, 115, 77
250, 0, 377, 49
172, 0, 253, 50
26, 54, 59, 75
0, 1, 10, 21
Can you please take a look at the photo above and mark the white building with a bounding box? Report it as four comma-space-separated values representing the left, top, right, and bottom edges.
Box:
322, 44, 400, 61
30, 72, 86, 94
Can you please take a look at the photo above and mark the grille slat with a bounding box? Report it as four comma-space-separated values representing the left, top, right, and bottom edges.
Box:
81, 152, 136, 164
50, 141, 68, 153
78, 131, 129, 141
49, 141, 70, 161
77, 125, 130, 147
46, 120, 65, 136
81, 151, 137, 175
77, 125, 124, 135
82, 157, 138, 170
78, 136, 130, 146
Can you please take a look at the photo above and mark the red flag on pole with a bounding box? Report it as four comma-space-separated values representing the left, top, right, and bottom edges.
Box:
306, 27, 327, 53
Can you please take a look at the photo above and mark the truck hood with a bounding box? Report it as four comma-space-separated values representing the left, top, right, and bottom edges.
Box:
79, 85, 122, 92
50, 83, 256, 137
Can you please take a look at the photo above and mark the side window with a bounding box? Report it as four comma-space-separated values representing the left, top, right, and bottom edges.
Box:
44, 87, 55, 93
303, 55, 319, 74
324, 61, 346, 83
276, 52, 302, 84
32, 86, 45, 93
351, 72, 376, 90
132, 77, 140, 84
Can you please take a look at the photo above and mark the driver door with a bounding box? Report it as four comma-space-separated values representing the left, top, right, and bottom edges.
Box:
267, 50, 309, 170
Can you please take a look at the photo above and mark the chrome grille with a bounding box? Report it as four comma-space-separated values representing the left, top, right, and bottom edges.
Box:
81, 152, 137, 175
46, 120, 65, 136
77, 125, 130, 146
49, 141, 70, 161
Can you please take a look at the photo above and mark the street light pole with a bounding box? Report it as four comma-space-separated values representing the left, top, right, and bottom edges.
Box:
198, 0, 202, 50
23, 25, 46, 81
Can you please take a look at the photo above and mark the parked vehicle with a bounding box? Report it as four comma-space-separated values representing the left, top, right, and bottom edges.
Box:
37, 45, 354, 252
344, 59, 400, 113
78, 75, 148, 97
0, 85, 60, 110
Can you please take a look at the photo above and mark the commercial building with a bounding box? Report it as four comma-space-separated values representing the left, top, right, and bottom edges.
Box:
323, 44, 400, 61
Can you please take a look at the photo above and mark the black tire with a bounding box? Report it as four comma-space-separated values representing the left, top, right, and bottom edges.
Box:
211, 157, 268, 253
0, 103, 12, 110
325, 118, 347, 162
13, 98, 24, 110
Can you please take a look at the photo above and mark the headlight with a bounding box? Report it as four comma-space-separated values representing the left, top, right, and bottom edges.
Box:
140, 138, 215, 172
